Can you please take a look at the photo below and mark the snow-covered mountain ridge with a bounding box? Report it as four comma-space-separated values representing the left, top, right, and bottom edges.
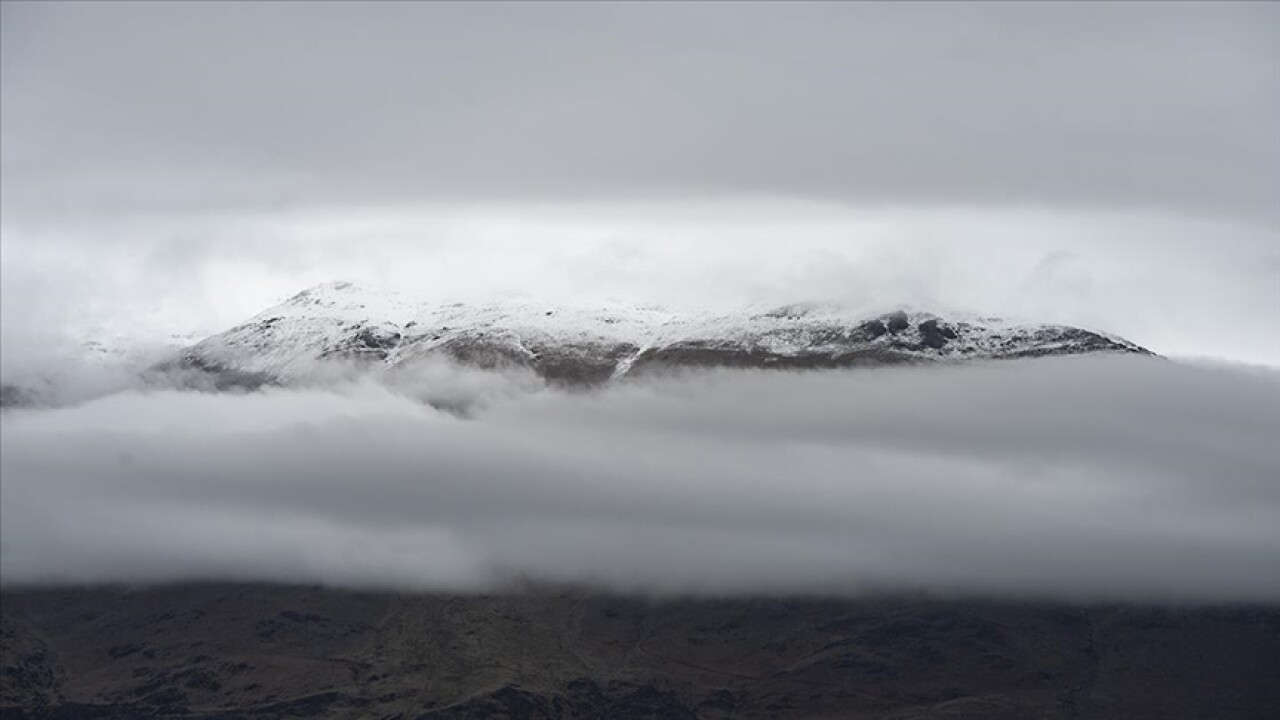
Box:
178, 282, 1152, 386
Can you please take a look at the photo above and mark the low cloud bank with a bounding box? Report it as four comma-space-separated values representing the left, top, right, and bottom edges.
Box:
2, 356, 1277, 602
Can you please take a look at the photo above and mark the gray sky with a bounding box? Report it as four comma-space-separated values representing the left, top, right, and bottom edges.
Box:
3, 356, 1277, 600
1, 2, 1278, 364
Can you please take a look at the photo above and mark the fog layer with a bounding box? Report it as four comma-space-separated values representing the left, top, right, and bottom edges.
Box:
2, 356, 1276, 601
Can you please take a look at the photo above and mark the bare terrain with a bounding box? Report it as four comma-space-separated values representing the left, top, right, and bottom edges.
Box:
3, 585, 1277, 719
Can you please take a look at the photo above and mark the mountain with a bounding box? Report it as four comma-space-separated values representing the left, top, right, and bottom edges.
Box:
4, 584, 1277, 720
0, 326, 201, 408
174, 282, 1152, 388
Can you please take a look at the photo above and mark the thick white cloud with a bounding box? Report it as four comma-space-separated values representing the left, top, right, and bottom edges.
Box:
3, 356, 1277, 601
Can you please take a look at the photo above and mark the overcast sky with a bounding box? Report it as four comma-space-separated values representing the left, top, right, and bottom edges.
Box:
2, 2, 1278, 365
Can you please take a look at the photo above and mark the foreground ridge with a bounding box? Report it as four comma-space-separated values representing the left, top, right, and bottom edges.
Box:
3, 585, 1276, 720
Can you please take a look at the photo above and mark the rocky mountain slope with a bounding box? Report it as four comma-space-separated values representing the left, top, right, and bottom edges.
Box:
176, 282, 1152, 387
0, 330, 200, 409
3, 585, 1277, 720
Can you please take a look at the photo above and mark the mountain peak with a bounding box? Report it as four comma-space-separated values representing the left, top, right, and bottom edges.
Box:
288, 279, 358, 296
282, 280, 370, 305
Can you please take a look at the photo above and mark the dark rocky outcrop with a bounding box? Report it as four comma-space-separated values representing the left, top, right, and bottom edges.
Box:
883, 310, 911, 333
917, 319, 957, 350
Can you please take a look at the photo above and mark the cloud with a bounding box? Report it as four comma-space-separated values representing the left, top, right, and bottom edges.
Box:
2, 356, 1277, 602
3, 3, 1277, 226
4, 5, 1272, 604
3, 4, 1277, 368
3, 203, 1278, 370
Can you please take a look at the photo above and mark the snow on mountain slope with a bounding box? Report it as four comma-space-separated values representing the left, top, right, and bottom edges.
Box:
176, 282, 1152, 387
0, 323, 203, 408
